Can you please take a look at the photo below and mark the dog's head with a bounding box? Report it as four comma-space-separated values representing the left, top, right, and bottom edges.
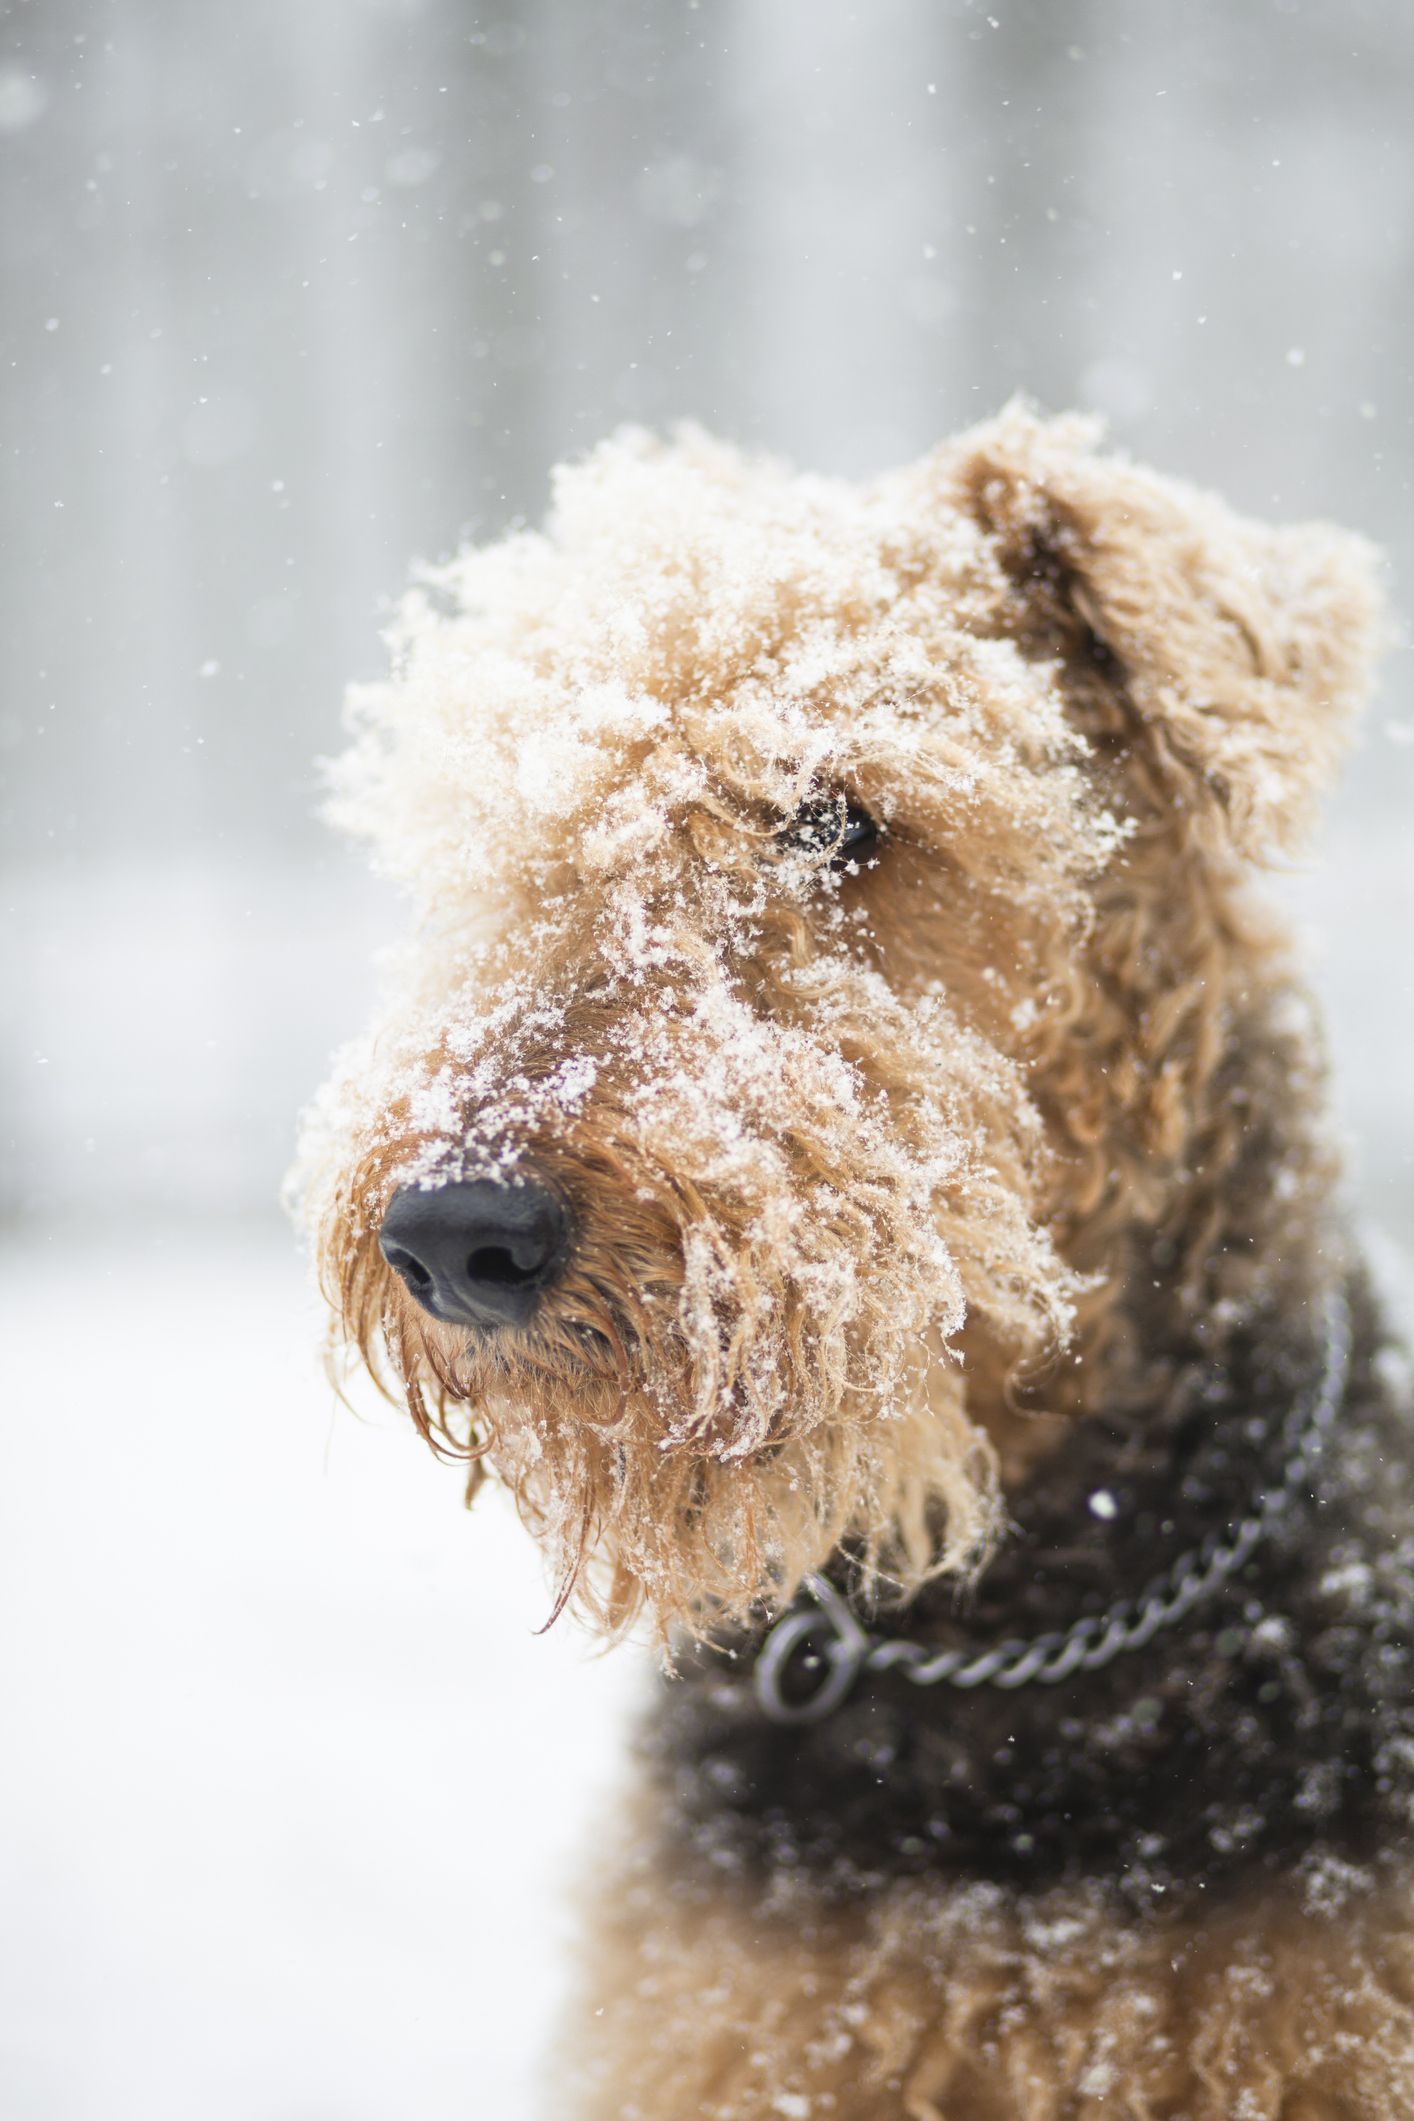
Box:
292, 407, 1379, 1641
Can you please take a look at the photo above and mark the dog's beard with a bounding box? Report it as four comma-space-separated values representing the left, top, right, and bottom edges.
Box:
308, 947, 1081, 1642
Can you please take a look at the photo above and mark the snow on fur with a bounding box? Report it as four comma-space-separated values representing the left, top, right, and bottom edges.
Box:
292, 405, 1380, 1639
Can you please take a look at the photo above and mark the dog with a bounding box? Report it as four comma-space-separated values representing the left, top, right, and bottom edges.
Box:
292, 405, 1414, 2116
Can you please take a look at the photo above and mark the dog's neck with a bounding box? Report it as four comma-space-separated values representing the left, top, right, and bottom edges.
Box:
757, 1280, 1353, 1725
649, 997, 1398, 1903
655, 1258, 1408, 1906
978, 959, 1345, 1493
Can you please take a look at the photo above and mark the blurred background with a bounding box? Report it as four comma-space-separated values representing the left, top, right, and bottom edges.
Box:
1, 3, 1410, 2116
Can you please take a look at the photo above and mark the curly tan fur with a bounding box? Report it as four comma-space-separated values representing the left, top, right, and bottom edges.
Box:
572, 1823, 1414, 2120
292, 405, 1395, 2118
293, 404, 1378, 1642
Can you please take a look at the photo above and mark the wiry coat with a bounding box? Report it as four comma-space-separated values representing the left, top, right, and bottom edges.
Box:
293, 406, 1410, 2115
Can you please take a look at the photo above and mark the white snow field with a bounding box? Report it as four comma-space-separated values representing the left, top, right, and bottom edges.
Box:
0, 1222, 645, 2121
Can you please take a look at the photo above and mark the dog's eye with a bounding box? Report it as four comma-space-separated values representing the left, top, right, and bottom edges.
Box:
780, 795, 880, 870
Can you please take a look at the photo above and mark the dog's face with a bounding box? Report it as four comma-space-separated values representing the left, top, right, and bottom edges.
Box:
294, 409, 1378, 1640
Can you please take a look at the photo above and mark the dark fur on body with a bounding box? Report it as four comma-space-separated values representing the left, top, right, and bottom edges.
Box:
653, 1267, 1414, 1908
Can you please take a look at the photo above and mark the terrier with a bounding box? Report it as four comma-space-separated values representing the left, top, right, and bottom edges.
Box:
293, 407, 1414, 2117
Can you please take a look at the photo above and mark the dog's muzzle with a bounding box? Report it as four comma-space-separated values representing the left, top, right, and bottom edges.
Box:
378, 1177, 571, 1329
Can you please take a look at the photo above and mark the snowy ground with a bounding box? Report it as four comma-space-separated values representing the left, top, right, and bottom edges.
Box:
0, 1222, 645, 2121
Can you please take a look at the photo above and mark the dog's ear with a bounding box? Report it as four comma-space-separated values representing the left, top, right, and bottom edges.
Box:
955, 405, 1384, 858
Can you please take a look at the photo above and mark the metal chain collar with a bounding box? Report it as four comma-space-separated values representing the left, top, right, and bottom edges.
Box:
754, 1290, 1352, 1725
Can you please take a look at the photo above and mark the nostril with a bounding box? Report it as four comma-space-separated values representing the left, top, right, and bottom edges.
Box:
467, 1243, 545, 1289
381, 1241, 432, 1292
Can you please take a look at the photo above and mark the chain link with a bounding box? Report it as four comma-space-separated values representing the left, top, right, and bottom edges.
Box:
754, 1290, 1351, 1724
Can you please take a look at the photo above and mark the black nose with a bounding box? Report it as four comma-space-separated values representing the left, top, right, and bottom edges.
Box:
378, 1178, 571, 1328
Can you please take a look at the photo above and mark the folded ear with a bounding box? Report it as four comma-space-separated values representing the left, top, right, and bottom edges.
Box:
955, 404, 1385, 858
